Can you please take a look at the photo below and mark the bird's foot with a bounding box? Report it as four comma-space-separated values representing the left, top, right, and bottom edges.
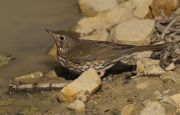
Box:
97, 70, 105, 77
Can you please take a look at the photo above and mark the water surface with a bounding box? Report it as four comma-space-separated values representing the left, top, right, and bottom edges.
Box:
0, 1, 82, 113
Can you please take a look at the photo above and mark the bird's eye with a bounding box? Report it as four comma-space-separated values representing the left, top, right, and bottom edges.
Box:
59, 36, 65, 40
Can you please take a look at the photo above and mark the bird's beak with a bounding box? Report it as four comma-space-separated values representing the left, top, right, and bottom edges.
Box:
45, 29, 54, 35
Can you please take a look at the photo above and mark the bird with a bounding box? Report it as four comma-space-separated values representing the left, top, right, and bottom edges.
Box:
45, 29, 164, 76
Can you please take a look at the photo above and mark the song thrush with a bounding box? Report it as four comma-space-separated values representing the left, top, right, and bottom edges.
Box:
45, 29, 164, 75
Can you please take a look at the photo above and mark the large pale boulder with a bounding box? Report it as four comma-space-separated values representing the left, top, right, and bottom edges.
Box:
110, 19, 155, 45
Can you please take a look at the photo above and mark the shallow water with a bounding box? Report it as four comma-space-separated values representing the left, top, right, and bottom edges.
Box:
0, 0, 82, 113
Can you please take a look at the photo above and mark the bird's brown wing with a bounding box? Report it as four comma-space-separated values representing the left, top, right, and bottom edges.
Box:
66, 40, 135, 64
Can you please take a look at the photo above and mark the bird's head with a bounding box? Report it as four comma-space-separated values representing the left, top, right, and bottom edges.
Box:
45, 29, 79, 53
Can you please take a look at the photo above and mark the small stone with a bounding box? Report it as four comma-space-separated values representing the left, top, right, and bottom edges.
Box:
165, 62, 175, 71
152, 91, 163, 100
136, 58, 166, 76
57, 68, 101, 101
45, 70, 58, 78
110, 19, 155, 45
140, 102, 165, 115
161, 71, 180, 83
121, 104, 135, 115
76, 90, 90, 103
163, 88, 171, 95
78, 0, 118, 16
14, 71, 44, 82
161, 94, 180, 107
68, 99, 85, 111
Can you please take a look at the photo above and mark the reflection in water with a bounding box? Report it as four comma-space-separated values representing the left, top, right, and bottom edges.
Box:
0, 0, 82, 113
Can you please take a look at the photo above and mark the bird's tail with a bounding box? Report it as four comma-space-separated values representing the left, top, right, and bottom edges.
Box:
125, 44, 165, 54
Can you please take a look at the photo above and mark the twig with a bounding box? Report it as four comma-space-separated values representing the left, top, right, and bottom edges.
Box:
107, 85, 122, 97
160, 9, 165, 18
107, 85, 116, 92
153, 0, 165, 18
9, 82, 68, 94
155, 25, 178, 32
161, 17, 178, 39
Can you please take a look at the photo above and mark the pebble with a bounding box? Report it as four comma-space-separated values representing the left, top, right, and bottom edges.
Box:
121, 104, 135, 115
139, 102, 165, 115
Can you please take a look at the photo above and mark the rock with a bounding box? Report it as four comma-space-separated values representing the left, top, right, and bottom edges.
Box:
73, 1, 134, 34
78, 0, 118, 16
161, 71, 180, 83
165, 62, 175, 71
76, 90, 90, 103
152, 90, 163, 100
161, 94, 180, 113
68, 99, 85, 111
48, 45, 57, 58
0, 53, 15, 68
139, 102, 165, 115
136, 58, 166, 76
14, 71, 44, 82
110, 19, 155, 45
57, 68, 101, 101
80, 28, 108, 41
163, 88, 171, 95
45, 70, 58, 78
121, 104, 135, 115
131, 0, 153, 19
148, 0, 179, 18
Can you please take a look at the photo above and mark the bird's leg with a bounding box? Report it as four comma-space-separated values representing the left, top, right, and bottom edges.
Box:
97, 70, 106, 77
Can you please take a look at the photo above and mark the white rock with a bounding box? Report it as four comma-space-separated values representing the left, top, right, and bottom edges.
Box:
163, 88, 171, 95
161, 94, 180, 107
57, 68, 101, 101
110, 19, 155, 45
152, 90, 163, 100
45, 70, 58, 78
73, 1, 134, 34
68, 99, 85, 111
14, 71, 44, 81
121, 104, 135, 115
76, 90, 90, 103
80, 28, 108, 41
161, 71, 180, 83
136, 58, 166, 76
78, 0, 118, 16
165, 62, 175, 71
140, 102, 165, 115
131, 0, 153, 19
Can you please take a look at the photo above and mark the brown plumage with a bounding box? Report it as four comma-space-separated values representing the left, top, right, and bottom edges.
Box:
45, 29, 164, 75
